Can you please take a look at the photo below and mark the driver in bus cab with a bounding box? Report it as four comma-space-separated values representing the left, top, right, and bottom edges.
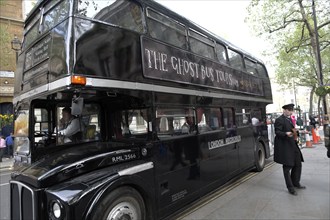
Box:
58, 107, 83, 143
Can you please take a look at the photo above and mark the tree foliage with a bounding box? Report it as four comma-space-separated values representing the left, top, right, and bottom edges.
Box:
246, 0, 330, 113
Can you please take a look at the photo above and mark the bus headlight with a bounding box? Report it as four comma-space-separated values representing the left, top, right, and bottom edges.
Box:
50, 200, 63, 219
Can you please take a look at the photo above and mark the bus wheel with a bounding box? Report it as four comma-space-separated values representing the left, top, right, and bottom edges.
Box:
254, 142, 265, 172
92, 186, 146, 220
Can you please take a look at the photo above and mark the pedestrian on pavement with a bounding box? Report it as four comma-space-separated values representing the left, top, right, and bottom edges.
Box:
5, 133, 14, 158
0, 135, 6, 162
274, 103, 306, 195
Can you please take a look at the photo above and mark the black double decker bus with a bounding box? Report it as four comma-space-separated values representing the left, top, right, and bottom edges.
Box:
11, 0, 273, 219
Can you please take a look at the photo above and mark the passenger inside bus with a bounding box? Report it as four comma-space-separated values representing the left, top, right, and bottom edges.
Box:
58, 107, 84, 143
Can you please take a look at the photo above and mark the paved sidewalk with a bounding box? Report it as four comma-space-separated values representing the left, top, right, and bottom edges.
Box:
0, 157, 14, 172
182, 144, 329, 220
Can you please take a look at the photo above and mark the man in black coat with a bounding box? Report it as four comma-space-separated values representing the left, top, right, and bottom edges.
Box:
274, 103, 306, 195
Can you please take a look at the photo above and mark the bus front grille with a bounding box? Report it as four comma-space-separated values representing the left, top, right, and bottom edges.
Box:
10, 181, 36, 220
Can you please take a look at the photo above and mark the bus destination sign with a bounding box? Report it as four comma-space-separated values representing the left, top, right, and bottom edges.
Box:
142, 37, 264, 96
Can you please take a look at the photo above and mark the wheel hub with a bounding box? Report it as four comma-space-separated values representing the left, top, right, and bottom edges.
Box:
107, 202, 137, 220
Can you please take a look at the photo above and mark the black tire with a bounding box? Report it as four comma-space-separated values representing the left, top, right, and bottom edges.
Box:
92, 186, 146, 220
254, 142, 265, 172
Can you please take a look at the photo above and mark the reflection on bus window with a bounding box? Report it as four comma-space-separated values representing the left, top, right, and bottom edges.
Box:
34, 108, 52, 145
147, 8, 187, 49
223, 107, 235, 129
228, 49, 244, 71
77, 0, 143, 33
256, 63, 268, 78
189, 29, 215, 59
42, 0, 69, 33
197, 107, 223, 133
112, 109, 148, 139
236, 108, 251, 127
244, 58, 258, 75
216, 43, 227, 63
156, 108, 196, 139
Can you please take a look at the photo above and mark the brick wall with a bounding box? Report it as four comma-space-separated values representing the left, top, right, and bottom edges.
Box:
0, 0, 23, 103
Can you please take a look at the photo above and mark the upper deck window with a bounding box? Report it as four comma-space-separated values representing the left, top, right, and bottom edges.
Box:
189, 29, 215, 59
147, 8, 187, 49
244, 58, 258, 75
76, 0, 143, 33
23, 0, 70, 50
42, 0, 69, 33
228, 49, 244, 71
256, 63, 268, 78
215, 43, 227, 64
24, 23, 39, 50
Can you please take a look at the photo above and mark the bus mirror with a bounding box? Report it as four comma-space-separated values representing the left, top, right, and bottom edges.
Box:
71, 97, 84, 115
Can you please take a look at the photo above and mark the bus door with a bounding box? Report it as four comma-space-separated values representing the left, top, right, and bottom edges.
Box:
154, 108, 200, 217
197, 107, 228, 193
223, 108, 240, 176
236, 109, 255, 170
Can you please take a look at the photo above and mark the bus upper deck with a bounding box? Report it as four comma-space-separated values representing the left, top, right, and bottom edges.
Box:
15, 0, 272, 106
11, 1, 273, 220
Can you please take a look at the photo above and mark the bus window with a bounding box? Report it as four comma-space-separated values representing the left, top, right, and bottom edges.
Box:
56, 104, 101, 144
24, 23, 39, 51
13, 109, 30, 155
112, 109, 148, 139
156, 108, 196, 138
223, 107, 235, 129
256, 63, 268, 78
77, 0, 143, 33
189, 29, 215, 59
42, 0, 69, 33
216, 43, 228, 64
251, 109, 262, 125
236, 108, 251, 127
34, 108, 52, 146
228, 49, 244, 71
197, 107, 223, 133
244, 58, 258, 75
147, 8, 187, 49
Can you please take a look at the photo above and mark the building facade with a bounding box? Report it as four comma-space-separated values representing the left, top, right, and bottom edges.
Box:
0, 0, 26, 135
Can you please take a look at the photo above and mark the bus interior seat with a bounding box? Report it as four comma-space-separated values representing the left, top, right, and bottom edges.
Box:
85, 125, 96, 139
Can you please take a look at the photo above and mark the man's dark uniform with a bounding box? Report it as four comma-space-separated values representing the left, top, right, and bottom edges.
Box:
274, 104, 305, 195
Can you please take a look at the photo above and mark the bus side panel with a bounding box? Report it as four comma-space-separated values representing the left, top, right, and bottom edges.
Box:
237, 126, 255, 170
153, 136, 200, 219
198, 131, 228, 193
